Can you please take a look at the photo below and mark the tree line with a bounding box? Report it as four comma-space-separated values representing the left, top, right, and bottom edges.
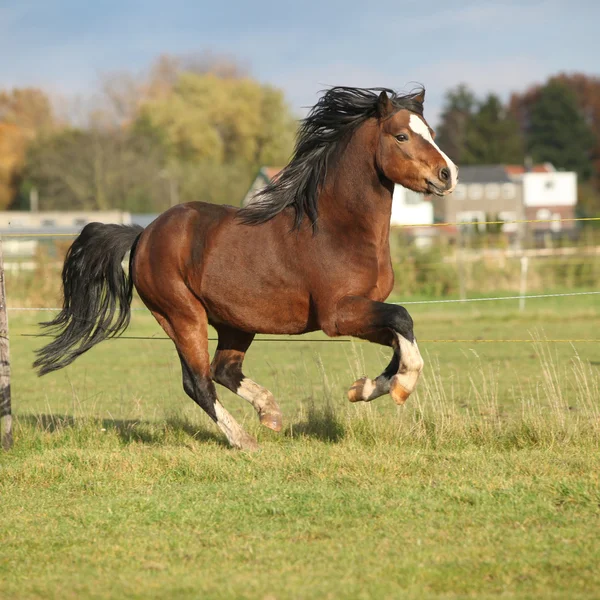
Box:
1, 57, 599, 215
437, 73, 600, 215
1, 54, 296, 213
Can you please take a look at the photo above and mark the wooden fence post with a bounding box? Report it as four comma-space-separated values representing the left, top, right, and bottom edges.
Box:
0, 238, 13, 450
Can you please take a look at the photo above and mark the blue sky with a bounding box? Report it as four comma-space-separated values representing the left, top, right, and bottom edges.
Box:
1, 0, 599, 126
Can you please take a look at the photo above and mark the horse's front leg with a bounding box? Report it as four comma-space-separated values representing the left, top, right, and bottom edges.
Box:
324, 296, 424, 405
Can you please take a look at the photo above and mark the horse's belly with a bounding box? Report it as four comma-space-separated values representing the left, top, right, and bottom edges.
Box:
202, 282, 312, 335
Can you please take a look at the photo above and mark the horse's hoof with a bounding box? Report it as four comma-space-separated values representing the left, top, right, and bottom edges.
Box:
237, 433, 260, 452
390, 375, 411, 405
348, 377, 374, 402
259, 409, 283, 432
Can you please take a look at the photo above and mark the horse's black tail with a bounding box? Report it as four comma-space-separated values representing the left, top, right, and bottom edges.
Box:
33, 222, 144, 376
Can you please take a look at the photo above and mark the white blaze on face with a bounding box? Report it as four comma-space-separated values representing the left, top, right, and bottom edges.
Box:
408, 114, 458, 189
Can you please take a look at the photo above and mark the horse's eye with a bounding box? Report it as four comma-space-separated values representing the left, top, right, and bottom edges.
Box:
395, 134, 409, 142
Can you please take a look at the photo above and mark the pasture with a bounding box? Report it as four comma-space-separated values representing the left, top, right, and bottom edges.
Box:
2, 293, 600, 599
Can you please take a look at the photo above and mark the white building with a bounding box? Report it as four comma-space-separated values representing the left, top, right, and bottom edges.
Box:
391, 186, 433, 227
522, 171, 577, 232
0, 210, 131, 233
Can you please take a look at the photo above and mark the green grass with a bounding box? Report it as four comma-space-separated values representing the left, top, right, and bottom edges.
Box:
8, 291, 600, 421
2, 295, 600, 599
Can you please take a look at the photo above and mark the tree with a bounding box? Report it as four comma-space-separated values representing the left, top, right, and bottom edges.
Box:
137, 71, 296, 175
462, 94, 524, 165
98, 53, 250, 128
0, 87, 54, 208
24, 126, 168, 212
511, 73, 600, 186
18, 55, 297, 211
0, 123, 27, 209
436, 84, 477, 163
526, 80, 594, 179
0, 87, 54, 133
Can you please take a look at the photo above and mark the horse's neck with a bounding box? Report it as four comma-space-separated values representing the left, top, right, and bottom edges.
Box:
319, 123, 394, 244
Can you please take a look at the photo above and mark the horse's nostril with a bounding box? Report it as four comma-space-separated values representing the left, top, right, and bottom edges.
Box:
439, 167, 450, 182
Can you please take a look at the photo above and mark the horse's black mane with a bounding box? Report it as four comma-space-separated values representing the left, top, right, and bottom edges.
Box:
238, 86, 425, 230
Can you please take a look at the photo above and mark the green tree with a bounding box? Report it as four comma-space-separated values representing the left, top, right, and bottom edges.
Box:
436, 84, 477, 163
138, 72, 296, 169
19, 56, 298, 211
463, 94, 524, 165
527, 80, 595, 179
23, 126, 168, 212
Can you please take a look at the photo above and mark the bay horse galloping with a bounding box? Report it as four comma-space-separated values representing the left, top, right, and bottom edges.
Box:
34, 87, 457, 450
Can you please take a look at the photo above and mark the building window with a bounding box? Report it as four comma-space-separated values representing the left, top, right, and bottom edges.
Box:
469, 184, 483, 200
74, 218, 88, 227
41, 219, 56, 228
502, 183, 516, 199
453, 184, 466, 199
486, 184, 500, 199
545, 179, 555, 190
536, 208, 552, 221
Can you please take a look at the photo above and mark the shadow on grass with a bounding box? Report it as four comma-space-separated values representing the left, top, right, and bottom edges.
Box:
287, 403, 345, 443
16, 414, 227, 447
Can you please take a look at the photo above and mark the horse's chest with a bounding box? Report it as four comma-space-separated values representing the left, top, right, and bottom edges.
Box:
373, 251, 394, 300
355, 243, 393, 302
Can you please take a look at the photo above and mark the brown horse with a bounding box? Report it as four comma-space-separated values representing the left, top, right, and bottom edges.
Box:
34, 86, 457, 450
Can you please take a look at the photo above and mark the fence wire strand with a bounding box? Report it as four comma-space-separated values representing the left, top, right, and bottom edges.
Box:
1, 215, 600, 237
15, 333, 600, 344
7, 289, 600, 312
2, 220, 599, 345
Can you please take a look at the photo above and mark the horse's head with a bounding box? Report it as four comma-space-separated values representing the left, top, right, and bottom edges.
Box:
375, 90, 457, 196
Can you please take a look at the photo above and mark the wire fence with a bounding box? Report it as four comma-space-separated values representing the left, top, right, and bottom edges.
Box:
15, 333, 600, 344
6, 289, 600, 311
2, 220, 599, 345
1, 215, 600, 237
7, 288, 600, 344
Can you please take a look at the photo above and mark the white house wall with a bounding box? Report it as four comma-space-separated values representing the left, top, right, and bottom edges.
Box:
523, 172, 577, 207
0, 210, 132, 229
390, 185, 434, 226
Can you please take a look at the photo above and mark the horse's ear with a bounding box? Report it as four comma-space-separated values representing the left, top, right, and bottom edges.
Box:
414, 89, 425, 104
377, 91, 393, 118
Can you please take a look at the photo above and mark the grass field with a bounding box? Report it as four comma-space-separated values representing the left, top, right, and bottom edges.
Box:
2, 292, 600, 599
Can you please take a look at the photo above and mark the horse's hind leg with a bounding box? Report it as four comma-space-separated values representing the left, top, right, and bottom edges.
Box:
211, 326, 283, 432
152, 309, 259, 451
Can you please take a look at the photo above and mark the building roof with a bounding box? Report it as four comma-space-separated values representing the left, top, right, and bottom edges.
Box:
457, 163, 556, 184
504, 163, 555, 176
457, 165, 512, 184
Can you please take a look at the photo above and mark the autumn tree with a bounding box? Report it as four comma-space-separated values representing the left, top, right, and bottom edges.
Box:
21, 54, 297, 211
0, 87, 54, 208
